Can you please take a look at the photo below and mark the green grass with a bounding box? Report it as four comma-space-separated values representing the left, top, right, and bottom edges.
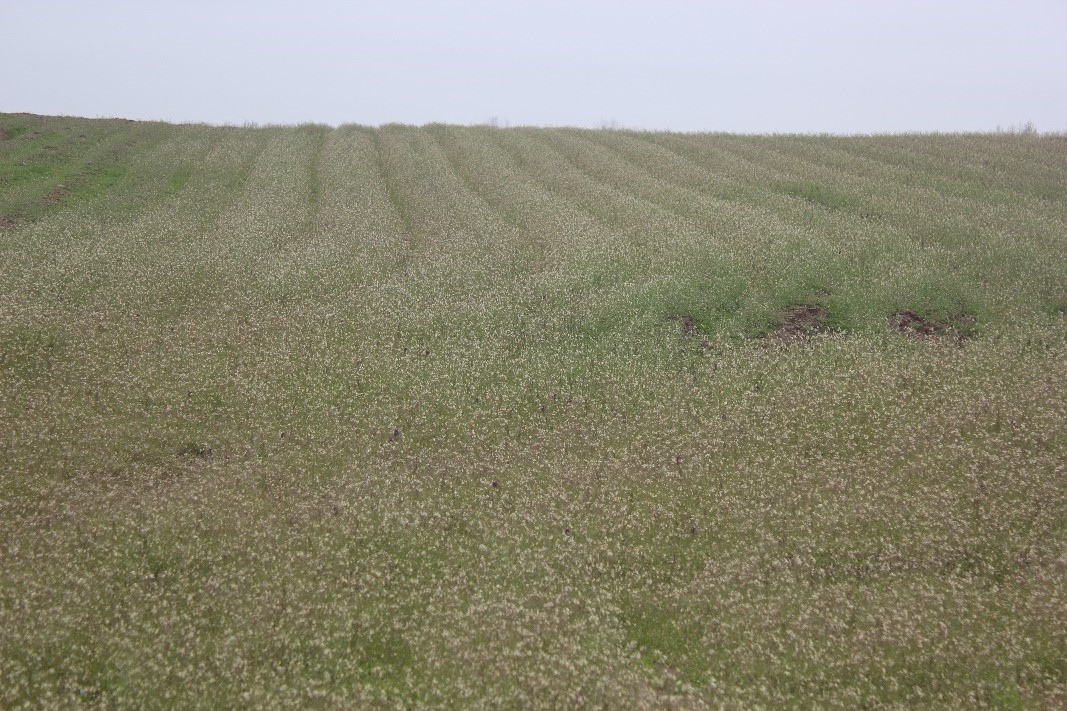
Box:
0, 115, 168, 225
2, 113, 1067, 708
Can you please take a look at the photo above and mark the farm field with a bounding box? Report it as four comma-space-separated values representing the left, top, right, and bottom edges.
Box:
1, 112, 1066, 708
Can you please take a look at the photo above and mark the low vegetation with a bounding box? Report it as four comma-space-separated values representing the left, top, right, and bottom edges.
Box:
2, 113, 1066, 708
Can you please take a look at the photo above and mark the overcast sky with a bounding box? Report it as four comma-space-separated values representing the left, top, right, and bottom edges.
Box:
2, 0, 1065, 133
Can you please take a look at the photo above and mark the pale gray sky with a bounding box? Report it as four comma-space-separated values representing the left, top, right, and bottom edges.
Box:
2, 0, 1065, 133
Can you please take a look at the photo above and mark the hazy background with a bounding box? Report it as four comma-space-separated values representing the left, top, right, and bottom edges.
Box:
2, 0, 1065, 133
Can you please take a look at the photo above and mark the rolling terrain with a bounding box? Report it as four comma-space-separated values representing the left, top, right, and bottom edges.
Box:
2, 113, 1067, 708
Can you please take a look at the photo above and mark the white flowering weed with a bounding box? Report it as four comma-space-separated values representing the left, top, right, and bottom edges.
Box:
1, 114, 1066, 708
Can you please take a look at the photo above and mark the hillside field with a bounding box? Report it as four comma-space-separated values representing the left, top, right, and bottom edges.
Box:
2, 113, 1066, 708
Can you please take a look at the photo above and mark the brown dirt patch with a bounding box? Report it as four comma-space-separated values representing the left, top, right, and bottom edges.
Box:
668, 314, 697, 336
765, 305, 829, 344
890, 310, 975, 341
0, 126, 9, 141
42, 184, 68, 207
890, 309, 948, 336
176, 443, 212, 460
0, 215, 17, 230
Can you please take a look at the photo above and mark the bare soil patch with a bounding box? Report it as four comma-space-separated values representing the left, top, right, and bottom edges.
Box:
764, 305, 829, 344
42, 184, 68, 207
0, 126, 9, 141
668, 314, 697, 336
890, 309, 947, 336
176, 443, 212, 460
890, 310, 975, 341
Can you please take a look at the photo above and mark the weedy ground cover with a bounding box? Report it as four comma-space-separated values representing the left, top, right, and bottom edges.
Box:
1, 113, 1066, 708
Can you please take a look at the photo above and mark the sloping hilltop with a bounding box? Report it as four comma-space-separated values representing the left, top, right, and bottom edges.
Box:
2, 113, 1066, 708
